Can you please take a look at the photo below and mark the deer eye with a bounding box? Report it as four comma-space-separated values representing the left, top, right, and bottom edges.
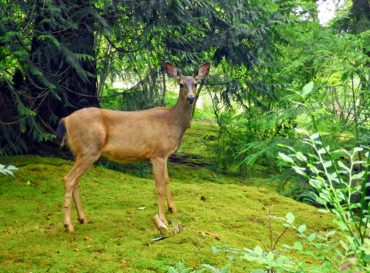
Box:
194, 83, 198, 88
179, 83, 184, 88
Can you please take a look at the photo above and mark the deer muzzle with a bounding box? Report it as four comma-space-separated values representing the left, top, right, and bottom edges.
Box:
186, 95, 196, 104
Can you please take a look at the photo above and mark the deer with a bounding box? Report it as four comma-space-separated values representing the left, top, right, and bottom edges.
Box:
56, 61, 210, 232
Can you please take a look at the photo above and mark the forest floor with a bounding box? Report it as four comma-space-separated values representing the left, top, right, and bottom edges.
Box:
0, 121, 334, 272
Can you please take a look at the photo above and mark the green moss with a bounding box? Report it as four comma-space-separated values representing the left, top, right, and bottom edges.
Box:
0, 155, 335, 272
177, 120, 218, 160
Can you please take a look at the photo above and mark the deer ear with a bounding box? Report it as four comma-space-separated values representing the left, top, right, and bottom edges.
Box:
165, 62, 179, 79
196, 62, 210, 80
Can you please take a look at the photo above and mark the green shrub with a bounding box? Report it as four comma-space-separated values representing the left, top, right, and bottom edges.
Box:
196, 131, 369, 273
233, 131, 369, 272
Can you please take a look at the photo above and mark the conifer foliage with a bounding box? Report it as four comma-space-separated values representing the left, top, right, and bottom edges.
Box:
0, 0, 283, 154
0, 0, 99, 153
1, 0, 368, 156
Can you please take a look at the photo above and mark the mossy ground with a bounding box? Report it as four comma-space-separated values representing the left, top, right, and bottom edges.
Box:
0, 121, 334, 272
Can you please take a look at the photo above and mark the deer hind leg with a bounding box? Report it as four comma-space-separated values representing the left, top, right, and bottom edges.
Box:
64, 154, 99, 232
164, 162, 176, 213
151, 158, 168, 225
73, 185, 87, 224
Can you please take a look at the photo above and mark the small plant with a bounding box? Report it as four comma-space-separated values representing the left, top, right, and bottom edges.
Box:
277, 131, 369, 271
234, 211, 297, 273
167, 262, 231, 273
238, 211, 366, 273
0, 164, 17, 176
167, 262, 203, 273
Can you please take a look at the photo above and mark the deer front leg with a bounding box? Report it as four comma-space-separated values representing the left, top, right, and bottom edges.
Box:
151, 158, 168, 225
164, 162, 176, 213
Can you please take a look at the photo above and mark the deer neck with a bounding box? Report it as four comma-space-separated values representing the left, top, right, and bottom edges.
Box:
170, 97, 194, 135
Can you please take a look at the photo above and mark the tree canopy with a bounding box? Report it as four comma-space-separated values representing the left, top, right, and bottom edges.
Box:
0, 0, 369, 156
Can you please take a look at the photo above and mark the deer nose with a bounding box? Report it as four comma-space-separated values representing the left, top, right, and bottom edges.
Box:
186, 95, 196, 104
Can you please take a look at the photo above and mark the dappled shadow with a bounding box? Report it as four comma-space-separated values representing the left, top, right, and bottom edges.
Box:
169, 153, 211, 168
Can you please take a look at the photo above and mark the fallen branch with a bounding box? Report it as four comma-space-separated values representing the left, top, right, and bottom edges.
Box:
152, 214, 184, 241
195, 229, 221, 240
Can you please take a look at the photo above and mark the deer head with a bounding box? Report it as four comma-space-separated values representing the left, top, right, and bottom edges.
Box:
165, 62, 210, 105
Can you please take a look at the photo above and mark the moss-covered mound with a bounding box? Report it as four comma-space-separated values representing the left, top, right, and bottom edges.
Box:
0, 154, 333, 273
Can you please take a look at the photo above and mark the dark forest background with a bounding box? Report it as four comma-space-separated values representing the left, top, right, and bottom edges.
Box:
1, 0, 368, 158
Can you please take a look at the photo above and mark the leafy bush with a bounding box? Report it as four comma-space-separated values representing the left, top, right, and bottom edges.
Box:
232, 131, 369, 272
227, 210, 368, 273
278, 130, 369, 269
210, 107, 299, 178
281, 132, 369, 220
200, 131, 369, 273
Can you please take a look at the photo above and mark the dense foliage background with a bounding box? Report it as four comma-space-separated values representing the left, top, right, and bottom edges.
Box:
0, 0, 369, 198
0, 0, 369, 271
0, 0, 368, 163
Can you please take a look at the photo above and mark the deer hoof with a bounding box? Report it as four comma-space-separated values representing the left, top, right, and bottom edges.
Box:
64, 223, 74, 233
168, 207, 177, 213
159, 216, 168, 226
79, 218, 88, 224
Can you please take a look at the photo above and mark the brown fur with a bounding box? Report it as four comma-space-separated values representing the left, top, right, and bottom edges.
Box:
61, 62, 210, 232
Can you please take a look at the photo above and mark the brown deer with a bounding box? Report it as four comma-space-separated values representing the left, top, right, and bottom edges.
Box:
56, 62, 210, 232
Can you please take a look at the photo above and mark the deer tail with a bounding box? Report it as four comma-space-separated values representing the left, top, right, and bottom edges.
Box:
56, 118, 66, 147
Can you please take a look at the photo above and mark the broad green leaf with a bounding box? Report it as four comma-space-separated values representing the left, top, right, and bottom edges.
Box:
285, 212, 295, 224
266, 252, 274, 262
352, 171, 364, 180
326, 230, 336, 237
292, 166, 306, 176
302, 81, 314, 98
307, 164, 321, 175
297, 224, 307, 233
308, 233, 316, 241
317, 148, 326, 155
294, 241, 303, 251
323, 161, 332, 168
295, 128, 308, 134
310, 133, 319, 140
254, 245, 263, 255
339, 240, 348, 250
352, 161, 365, 165
315, 196, 327, 205
277, 144, 296, 152
309, 177, 324, 187
296, 152, 307, 161
338, 161, 350, 172
278, 152, 294, 164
